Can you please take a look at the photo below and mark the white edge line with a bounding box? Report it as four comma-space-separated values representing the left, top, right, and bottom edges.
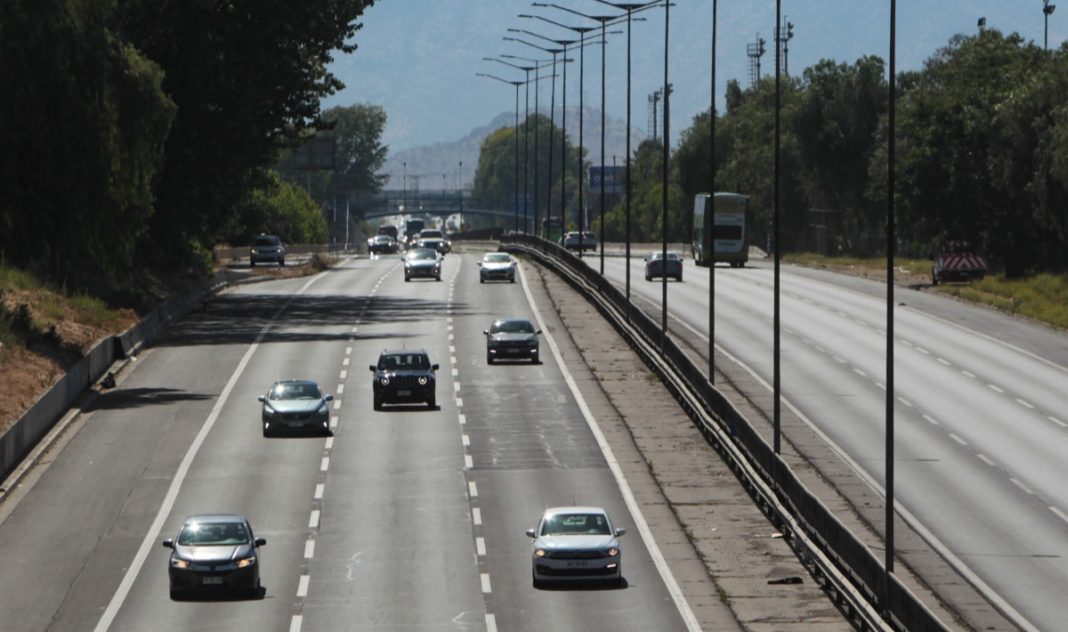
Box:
93, 270, 329, 632
517, 263, 702, 632
290, 615, 302, 632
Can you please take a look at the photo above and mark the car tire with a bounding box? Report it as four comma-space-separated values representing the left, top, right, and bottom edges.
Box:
480, 278, 485, 284
373, 398, 382, 411
404, 275, 410, 282
250, 260, 256, 267
645, 274, 651, 281
169, 586, 184, 601
487, 353, 493, 365
677, 274, 683, 282
279, 258, 285, 267
532, 571, 544, 589
428, 396, 436, 409
436, 275, 441, 281
510, 276, 515, 284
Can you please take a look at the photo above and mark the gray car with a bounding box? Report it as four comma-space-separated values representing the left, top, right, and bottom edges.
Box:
526, 506, 625, 588
478, 252, 517, 283
484, 318, 540, 364
645, 251, 683, 282
404, 248, 442, 281
163, 514, 266, 599
250, 234, 285, 266
258, 380, 333, 436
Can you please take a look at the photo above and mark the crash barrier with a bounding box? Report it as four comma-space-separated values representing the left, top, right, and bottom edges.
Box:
0, 271, 228, 484
212, 242, 349, 263
501, 234, 948, 632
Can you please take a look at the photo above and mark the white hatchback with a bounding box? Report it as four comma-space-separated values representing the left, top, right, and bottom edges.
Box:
525, 506, 625, 587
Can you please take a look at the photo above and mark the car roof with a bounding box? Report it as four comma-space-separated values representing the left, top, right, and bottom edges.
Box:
380, 348, 429, 356
542, 506, 608, 517
272, 379, 319, 387
493, 317, 533, 325
182, 513, 248, 524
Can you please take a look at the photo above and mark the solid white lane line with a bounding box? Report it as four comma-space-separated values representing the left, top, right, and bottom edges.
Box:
517, 264, 702, 632
93, 272, 329, 632
987, 384, 1005, 394
309, 510, 320, 529
1011, 478, 1035, 495
977, 454, 996, 467
336, 384, 344, 395
1049, 416, 1068, 428
314, 484, 325, 500
472, 507, 482, 526
922, 414, 940, 426
297, 575, 310, 598
290, 616, 302, 632
480, 574, 491, 593
304, 540, 315, 559
468, 481, 478, 498
476, 537, 486, 556
1015, 399, 1034, 409
464, 454, 473, 469
950, 434, 969, 446
1051, 506, 1068, 524
320, 457, 329, 472
458, 413, 466, 425
339, 370, 347, 380
486, 614, 497, 632
325, 437, 334, 450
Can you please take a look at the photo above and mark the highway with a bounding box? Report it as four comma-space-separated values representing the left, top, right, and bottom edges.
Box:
0, 253, 696, 632
593, 253, 1068, 632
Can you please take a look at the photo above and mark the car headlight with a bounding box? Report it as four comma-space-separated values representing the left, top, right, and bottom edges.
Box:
171, 558, 190, 569
236, 556, 257, 569
534, 549, 547, 558
417, 376, 428, 386
607, 547, 619, 557
380, 377, 390, 386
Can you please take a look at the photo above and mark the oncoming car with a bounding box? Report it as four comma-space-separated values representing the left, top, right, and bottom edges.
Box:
645, 251, 683, 282
249, 234, 285, 267
525, 507, 625, 588
258, 380, 333, 436
367, 234, 398, 255
484, 318, 540, 364
370, 349, 439, 410
561, 231, 598, 252
162, 514, 266, 599
403, 248, 442, 282
478, 252, 517, 283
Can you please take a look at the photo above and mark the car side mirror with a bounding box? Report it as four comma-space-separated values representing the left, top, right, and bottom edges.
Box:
482, 330, 489, 335
614, 528, 626, 537
162, 539, 174, 549
536, 330, 542, 335
431, 364, 440, 371
255, 538, 267, 547
324, 394, 334, 402
477, 262, 482, 267
257, 395, 265, 402
369, 365, 377, 372
525, 529, 537, 539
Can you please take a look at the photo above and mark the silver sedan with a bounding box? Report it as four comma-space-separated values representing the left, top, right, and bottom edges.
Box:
525, 506, 626, 587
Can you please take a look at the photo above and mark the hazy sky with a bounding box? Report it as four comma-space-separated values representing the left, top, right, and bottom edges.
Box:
323, 1, 1066, 152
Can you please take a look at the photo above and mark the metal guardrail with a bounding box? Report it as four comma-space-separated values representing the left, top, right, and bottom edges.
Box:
501, 234, 949, 632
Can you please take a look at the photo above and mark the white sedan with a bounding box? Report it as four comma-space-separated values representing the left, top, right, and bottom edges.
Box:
525, 506, 625, 587
478, 252, 517, 283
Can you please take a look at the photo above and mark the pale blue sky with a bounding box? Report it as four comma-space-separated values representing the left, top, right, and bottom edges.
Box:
323, 1, 1065, 152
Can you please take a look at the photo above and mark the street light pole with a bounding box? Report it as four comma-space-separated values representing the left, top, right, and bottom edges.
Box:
503, 55, 558, 233
660, 0, 670, 354
475, 73, 523, 233
1044, 0, 1057, 51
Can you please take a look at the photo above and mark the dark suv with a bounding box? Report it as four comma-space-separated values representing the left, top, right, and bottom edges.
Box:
370, 349, 439, 410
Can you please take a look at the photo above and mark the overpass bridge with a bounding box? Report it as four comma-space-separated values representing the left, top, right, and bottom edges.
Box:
345, 189, 515, 224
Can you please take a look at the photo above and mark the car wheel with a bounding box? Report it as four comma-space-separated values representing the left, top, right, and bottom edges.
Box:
436, 275, 441, 281
250, 260, 256, 267
532, 571, 544, 589
645, 274, 651, 281
487, 353, 494, 365
677, 274, 683, 282
373, 398, 382, 411
405, 275, 410, 282
169, 586, 184, 601
510, 276, 515, 284
428, 396, 436, 409
480, 278, 485, 284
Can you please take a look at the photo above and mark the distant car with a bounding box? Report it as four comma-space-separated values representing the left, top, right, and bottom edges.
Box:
645, 251, 683, 282
403, 248, 442, 281
526, 506, 625, 588
258, 380, 333, 436
162, 514, 266, 599
367, 234, 399, 255
484, 318, 541, 364
370, 349, 439, 409
932, 240, 986, 285
479, 252, 517, 283
416, 234, 451, 254
250, 234, 285, 267
378, 224, 399, 240
561, 231, 598, 252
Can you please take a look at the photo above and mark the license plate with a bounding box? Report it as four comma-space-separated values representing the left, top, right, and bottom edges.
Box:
288, 421, 304, 427
566, 561, 588, 568
397, 390, 411, 396
202, 577, 223, 585
507, 348, 520, 354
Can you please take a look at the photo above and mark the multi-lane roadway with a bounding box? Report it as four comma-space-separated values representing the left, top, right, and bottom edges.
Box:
0, 253, 700, 631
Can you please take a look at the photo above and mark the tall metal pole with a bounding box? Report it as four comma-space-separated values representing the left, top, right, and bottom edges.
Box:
514, 82, 521, 233
660, 0, 670, 354
535, 61, 541, 235
459, 160, 464, 233
709, 0, 718, 383
560, 40, 569, 238
578, 31, 587, 258
625, 7, 633, 314
600, 20, 608, 275
885, 0, 898, 608
773, 0, 782, 456
524, 67, 531, 234
547, 51, 558, 238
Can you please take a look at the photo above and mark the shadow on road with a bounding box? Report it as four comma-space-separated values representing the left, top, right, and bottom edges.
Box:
89, 387, 213, 412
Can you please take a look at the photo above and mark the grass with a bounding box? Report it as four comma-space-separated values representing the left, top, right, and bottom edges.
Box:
783, 252, 932, 276
0, 264, 131, 338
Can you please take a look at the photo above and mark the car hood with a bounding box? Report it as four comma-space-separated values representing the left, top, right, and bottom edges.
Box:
174, 543, 254, 562
406, 259, 439, 267
488, 333, 535, 342
482, 262, 514, 270
534, 535, 618, 551
265, 399, 324, 413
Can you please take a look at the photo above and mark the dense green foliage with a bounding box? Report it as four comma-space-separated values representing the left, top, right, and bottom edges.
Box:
0, 0, 375, 284
228, 172, 327, 245
643, 30, 1068, 274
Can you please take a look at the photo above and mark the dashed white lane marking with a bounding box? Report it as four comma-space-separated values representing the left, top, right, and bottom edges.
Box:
449, 346, 456, 354
875, 382, 886, 390
330, 416, 338, 429
1049, 416, 1068, 428
852, 368, 867, 377
468, 481, 478, 498
916, 347, 930, 355
453, 382, 461, 393
937, 357, 952, 366
897, 397, 914, 408
450, 356, 457, 365
448, 325, 454, 331
336, 384, 344, 394
449, 333, 454, 341
1051, 506, 1068, 524
333, 400, 342, 410
452, 368, 459, 377
988, 384, 1005, 394
456, 398, 463, 408
485, 614, 498, 632
351, 326, 358, 333
320, 457, 330, 472
1016, 399, 1034, 409
476, 537, 486, 556
290, 615, 302, 632
342, 357, 350, 367
977, 454, 996, 467
314, 484, 324, 500
833, 355, 846, 364
447, 317, 453, 323
962, 370, 976, 378
458, 413, 466, 425
922, 414, 940, 426
345, 347, 352, 355
462, 434, 470, 447
900, 339, 914, 347
297, 575, 310, 598
464, 454, 473, 469
480, 573, 491, 593
950, 434, 968, 446
472, 507, 482, 526
1011, 478, 1035, 495
309, 510, 321, 529
325, 437, 334, 450
304, 539, 315, 559
339, 370, 347, 380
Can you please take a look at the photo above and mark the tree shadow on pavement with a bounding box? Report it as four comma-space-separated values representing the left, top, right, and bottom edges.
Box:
89, 387, 213, 412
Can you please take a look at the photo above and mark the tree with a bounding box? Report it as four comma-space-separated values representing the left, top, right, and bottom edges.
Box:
228, 171, 327, 245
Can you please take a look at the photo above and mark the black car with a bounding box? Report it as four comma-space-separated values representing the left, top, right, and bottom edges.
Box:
368, 234, 399, 254
258, 380, 333, 436
484, 318, 541, 364
162, 514, 266, 599
370, 349, 439, 409
249, 234, 285, 266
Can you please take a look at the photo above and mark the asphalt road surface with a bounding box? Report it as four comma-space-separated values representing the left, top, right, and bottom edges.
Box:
594, 253, 1068, 632
0, 253, 697, 632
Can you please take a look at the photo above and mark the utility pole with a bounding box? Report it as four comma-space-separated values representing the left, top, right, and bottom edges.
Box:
775, 17, 794, 76
747, 35, 767, 86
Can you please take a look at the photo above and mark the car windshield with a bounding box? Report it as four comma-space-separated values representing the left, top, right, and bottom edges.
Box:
491, 320, 534, 334
254, 236, 279, 246
408, 250, 436, 261
268, 382, 322, 400
374, 236, 390, 243
420, 230, 444, 238
649, 252, 679, 261
378, 353, 430, 370
541, 513, 610, 536
177, 521, 250, 546
484, 254, 511, 263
